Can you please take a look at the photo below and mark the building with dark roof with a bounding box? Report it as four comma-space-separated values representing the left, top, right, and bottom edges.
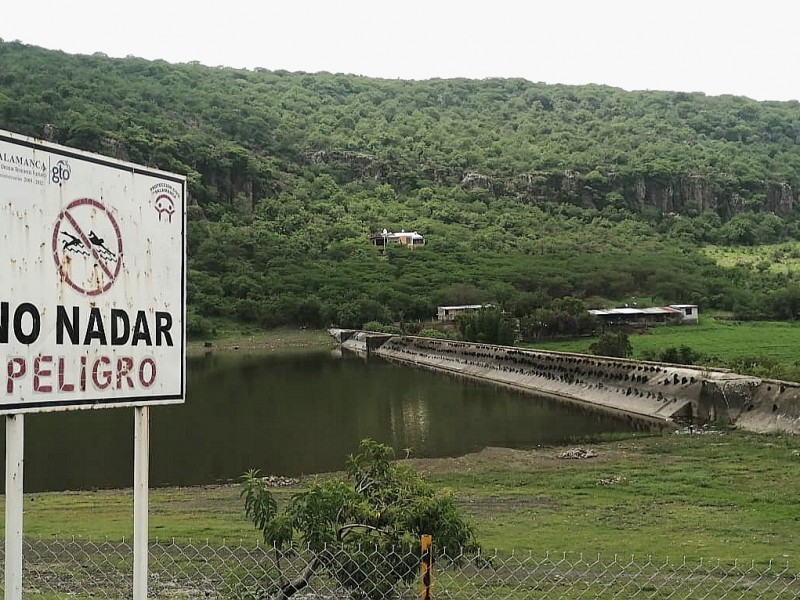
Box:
588, 305, 698, 327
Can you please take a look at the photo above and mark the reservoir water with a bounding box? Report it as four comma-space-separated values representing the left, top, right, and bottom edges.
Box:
9, 348, 648, 492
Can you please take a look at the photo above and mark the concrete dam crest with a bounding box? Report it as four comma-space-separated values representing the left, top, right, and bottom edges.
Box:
330, 329, 800, 434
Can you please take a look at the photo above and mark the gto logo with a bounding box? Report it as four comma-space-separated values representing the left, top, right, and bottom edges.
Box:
51, 160, 71, 184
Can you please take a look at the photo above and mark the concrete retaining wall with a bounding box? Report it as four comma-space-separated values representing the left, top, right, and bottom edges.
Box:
332, 329, 394, 354
330, 330, 800, 433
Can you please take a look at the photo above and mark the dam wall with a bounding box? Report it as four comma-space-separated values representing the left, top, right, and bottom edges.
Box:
330, 330, 800, 433
334, 329, 395, 354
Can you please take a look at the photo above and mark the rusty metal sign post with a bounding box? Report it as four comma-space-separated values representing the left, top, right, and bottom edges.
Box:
0, 129, 186, 600
421, 534, 433, 600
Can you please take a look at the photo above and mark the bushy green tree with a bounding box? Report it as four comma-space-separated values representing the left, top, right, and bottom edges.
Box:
362, 320, 402, 334
241, 439, 477, 600
642, 345, 705, 365
590, 332, 633, 358
458, 307, 516, 345
768, 286, 800, 321
417, 328, 449, 339
517, 297, 597, 341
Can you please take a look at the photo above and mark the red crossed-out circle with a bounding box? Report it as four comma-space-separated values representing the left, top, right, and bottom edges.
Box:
52, 198, 123, 296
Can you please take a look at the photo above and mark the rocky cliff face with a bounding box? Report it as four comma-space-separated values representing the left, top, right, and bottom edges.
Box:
475, 170, 796, 218
308, 151, 796, 217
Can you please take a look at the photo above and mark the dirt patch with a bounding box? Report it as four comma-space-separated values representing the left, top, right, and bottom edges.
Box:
459, 495, 559, 518
402, 444, 629, 476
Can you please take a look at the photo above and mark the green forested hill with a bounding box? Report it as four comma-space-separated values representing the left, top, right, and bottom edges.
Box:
2, 40, 800, 335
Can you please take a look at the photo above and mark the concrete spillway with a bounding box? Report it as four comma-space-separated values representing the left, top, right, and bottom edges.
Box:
330, 329, 800, 433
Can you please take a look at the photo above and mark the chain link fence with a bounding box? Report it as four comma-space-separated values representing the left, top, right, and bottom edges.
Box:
4, 538, 799, 599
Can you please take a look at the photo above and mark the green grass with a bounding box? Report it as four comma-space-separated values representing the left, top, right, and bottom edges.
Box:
525, 317, 800, 368
433, 432, 800, 561
187, 327, 335, 355
7, 432, 800, 563
703, 242, 800, 275
21, 486, 260, 542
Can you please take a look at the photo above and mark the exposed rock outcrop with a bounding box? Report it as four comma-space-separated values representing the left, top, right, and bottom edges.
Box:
308, 152, 797, 217
308, 150, 386, 180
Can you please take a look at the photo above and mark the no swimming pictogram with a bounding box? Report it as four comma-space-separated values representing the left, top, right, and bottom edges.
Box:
52, 198, 123, 296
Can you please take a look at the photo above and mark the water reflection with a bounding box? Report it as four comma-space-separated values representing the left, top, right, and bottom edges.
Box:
390, 389, 430, 451
5, 349, 649, 492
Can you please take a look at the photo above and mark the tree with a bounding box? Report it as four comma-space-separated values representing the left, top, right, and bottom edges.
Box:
438, 283, 486, 307
647, 345, 704, 365
7, 41, 800, 335
458, 307, 516, 345
769, 285, 800, 320
589, 332, 633, 358
241, 439, 478, 600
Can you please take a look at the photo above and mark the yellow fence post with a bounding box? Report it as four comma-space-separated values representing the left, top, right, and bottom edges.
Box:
421, 534, 433, 600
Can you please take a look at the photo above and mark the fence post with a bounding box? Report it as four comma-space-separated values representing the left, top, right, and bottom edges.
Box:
421, 534, 432, 600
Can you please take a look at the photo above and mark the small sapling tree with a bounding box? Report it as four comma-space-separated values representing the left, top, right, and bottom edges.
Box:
241, 438, 478, 599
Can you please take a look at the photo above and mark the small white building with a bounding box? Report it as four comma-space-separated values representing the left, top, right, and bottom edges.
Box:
369, 229, 426, 250
437, 304, 490, 322
668, 304, 699, 324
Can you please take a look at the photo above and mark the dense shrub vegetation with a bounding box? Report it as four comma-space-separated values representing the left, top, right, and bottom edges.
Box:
3, 40, 800, 336
241, 439, 477, 599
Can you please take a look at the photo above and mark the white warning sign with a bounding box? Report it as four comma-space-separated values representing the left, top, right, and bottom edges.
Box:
0, 128, 186, 414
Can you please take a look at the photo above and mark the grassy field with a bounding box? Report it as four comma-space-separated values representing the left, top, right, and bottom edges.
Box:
441, 432, 800, 560
7, 431, 800, 563
703, 242, 800, 275
526, 317, 800, 372
187, 326, 335, 355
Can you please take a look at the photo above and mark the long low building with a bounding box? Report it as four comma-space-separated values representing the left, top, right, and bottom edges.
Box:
437, 304, 493, 322
369, 229, 426, 249
589, 304, 698, 326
